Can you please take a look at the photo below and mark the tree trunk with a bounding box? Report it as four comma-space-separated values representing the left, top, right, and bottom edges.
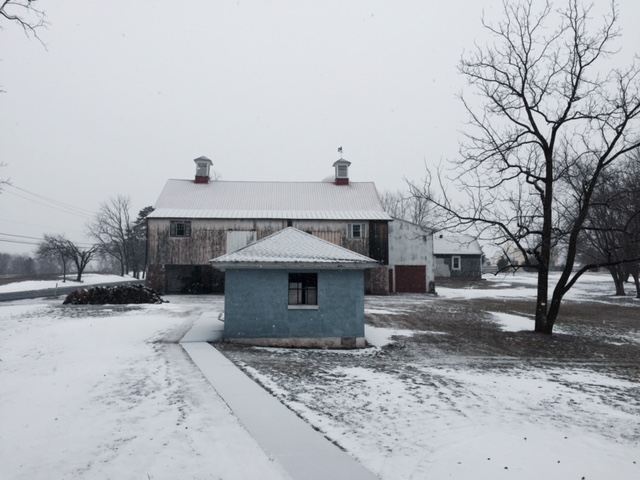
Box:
631, 270, 640, 298
534, 266, 551, 333
608, 265, 626, 296
534, 151, 555, 335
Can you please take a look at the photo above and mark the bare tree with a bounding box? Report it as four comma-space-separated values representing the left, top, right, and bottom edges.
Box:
579, 151, 640, 296
36, 234, 97, 282
0, 0, 47, 42
381, 189, 434, 227
64, 241, 98, 282
87, 195, 132, 276
1, 1, 47, 184
36, 234, 70, 281
410, 0, 640, 334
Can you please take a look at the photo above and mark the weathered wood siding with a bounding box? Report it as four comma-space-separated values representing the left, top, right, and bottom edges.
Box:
435, 254, 482, 280
147, 218, 386, 265
146, 218, 390, 294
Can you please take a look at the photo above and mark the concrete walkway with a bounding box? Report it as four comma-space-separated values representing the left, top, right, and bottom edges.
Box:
180, 316, 379, 480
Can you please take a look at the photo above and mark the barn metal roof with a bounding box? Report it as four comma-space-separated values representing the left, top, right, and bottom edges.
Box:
211, 227, 379, 268
148, 180, 391, 221
433, 233, 483, 255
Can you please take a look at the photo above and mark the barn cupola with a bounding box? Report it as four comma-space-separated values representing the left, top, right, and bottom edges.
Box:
194, 156, 213, 184
333, 158, 351, 185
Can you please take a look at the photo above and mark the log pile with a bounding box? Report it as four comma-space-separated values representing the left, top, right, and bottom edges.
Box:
63, 285, 165, 305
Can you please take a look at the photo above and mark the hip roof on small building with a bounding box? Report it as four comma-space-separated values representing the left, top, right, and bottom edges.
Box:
211, 227, 379, 269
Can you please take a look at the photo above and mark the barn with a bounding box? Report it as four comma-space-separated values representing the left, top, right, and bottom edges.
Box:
146, 156, 391, 294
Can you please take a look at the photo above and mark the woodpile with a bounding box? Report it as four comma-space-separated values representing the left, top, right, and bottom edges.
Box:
63, 285, 165, 305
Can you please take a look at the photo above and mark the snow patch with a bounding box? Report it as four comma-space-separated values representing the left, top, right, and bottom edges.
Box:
365, 325, 416, 347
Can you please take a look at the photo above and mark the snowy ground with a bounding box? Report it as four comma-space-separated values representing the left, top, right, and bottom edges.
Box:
0, 273, 136, 293
0, 296, 288, 480
1, 272, 639, 479
221, 272, 640, 480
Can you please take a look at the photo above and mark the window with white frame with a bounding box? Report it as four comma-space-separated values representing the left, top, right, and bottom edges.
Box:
288, 273, 318, 306
348, 223, 366, 239
170, 221, 191, 237
452, 255, 461, 270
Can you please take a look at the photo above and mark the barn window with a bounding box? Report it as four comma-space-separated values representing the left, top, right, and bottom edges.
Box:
288, 273, 317, 306
452, 256, 461, 270
170, 221, 191, 237
348, 223, 366, 239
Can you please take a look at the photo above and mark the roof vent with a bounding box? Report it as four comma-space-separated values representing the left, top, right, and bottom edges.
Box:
194, 156, 213, 184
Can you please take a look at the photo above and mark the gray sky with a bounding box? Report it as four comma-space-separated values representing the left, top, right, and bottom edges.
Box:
2, 0, 640, 254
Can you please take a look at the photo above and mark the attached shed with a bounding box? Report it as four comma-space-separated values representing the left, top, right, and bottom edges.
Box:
211, 227, 379, 349
434, 233, 483, 280
388, 219, 436, 293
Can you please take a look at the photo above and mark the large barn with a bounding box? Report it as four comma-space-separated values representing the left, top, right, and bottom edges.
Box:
146, 156, 392, 294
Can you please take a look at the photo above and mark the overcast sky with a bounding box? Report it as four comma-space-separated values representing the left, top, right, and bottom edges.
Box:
2, 0, 640, 255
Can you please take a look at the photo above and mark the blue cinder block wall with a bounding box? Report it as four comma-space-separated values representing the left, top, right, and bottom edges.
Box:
224, 269, 365, 339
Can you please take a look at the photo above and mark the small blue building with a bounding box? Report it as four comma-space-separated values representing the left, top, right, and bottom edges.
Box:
210, 228, 379, 349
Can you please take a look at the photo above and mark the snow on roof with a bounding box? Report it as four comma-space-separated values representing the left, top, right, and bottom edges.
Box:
391, 217, 436, 233
211, 227, 379, 268
148, 180, 391, 221
433, 233, 483, 255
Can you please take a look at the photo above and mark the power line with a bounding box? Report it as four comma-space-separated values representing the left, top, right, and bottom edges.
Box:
0, 238, 41, 246
6, 184, 94, 216
0, 232, 45, 240
0, 217, 87, 235
0, 233, 96, 248
4, 189, 92, 219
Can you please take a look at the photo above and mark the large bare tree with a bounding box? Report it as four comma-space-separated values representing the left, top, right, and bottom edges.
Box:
87, 195, 132, 276
410, 0, 640, 334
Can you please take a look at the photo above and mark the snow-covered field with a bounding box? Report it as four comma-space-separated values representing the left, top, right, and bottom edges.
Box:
0, 274, 136, 293
1, 272, 639, 479
0, 296, 288, 480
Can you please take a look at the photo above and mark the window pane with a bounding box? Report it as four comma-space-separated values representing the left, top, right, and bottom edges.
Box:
170, 221, 191, 237
288, 273, 317, 305
306, 287, 317, 305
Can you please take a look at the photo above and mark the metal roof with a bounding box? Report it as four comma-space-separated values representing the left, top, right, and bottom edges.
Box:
148, 180, 391, 221
211, 227, 379, 268
433, 233, 483, 255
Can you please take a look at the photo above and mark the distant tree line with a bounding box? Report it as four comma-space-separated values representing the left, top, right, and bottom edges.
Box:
1, 197, 153, 282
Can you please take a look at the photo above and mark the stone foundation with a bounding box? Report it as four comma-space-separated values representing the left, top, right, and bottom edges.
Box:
225, 336, 366, 349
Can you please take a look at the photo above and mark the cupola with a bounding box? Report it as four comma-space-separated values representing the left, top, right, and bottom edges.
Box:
333, 158, 351, 185
194, 156, 213, 184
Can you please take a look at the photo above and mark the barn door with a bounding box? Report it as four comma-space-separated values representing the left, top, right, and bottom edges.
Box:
395, 265, 427, 293
226, 231, 257, 253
